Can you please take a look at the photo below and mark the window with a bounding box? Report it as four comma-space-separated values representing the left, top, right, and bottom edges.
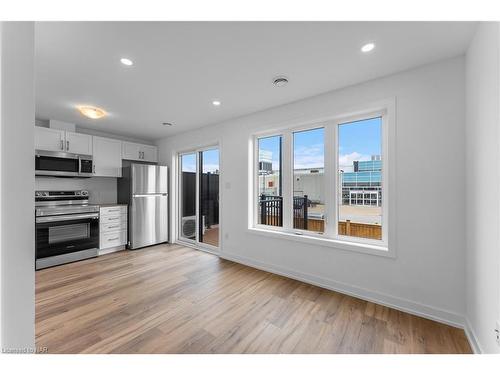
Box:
338, 117, 382, 241
253, 108, 390, 252
293, 128, 325, 233
257, 135, 282, 227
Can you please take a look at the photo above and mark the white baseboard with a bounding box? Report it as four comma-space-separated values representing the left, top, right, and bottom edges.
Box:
464, 318, 482, 354
219, 251, 465, 329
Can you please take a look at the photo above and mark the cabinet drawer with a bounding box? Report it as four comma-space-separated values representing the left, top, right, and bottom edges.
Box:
100, 230, 127, 249
100, 214, 127, 225
100, 206, 127, 216
101, 221, 127, 233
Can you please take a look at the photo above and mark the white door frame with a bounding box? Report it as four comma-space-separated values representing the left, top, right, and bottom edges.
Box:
175, 143, 222, 254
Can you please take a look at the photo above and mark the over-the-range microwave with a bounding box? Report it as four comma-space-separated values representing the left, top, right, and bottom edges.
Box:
35, 150, 94, 177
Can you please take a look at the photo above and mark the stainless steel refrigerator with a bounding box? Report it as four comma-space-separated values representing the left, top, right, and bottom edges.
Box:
118, 163, 169, 249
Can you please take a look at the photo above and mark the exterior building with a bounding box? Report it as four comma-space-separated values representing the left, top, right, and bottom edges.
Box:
259, 152, 382, 208
341, 156, 382, 207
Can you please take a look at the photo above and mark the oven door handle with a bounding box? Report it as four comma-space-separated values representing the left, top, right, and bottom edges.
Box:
36, 213, 99, 223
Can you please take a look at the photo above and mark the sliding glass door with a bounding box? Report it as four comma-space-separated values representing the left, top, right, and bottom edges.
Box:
178, 147, 220, 249
179, 153, 197, 241
199, 149, 220, 247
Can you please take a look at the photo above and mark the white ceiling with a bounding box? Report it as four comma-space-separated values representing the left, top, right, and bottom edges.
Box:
35, 22, 476, 140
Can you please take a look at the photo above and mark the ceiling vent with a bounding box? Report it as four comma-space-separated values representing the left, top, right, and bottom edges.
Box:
273, 77, 289, 87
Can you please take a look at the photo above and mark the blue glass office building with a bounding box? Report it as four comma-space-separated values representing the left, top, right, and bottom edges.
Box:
341, 157, 382, 206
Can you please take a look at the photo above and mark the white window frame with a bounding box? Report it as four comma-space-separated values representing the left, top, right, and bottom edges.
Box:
250, 99, 395, 258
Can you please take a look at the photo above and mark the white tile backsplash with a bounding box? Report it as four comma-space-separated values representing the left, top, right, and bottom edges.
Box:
35, 176, 117, 204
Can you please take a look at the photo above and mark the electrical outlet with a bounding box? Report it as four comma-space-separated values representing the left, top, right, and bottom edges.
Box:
496, 321, 500, 345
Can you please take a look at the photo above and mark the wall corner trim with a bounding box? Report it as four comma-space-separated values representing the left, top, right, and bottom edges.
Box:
464, 318, 483, 354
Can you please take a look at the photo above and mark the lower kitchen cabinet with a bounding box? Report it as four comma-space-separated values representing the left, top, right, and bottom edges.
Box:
99, 205, 128, 254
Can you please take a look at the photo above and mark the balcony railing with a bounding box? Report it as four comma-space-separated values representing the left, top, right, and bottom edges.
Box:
259, 194, 309, 229
258, 194, 381, 240
259, 194, 283, 227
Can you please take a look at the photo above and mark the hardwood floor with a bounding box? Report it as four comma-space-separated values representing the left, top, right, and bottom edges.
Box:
35, 244, 472, 354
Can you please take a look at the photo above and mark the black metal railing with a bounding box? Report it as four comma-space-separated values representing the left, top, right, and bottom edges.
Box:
259, 194, 309, 229
259, 194, 283, 227
293, 195, 308, 230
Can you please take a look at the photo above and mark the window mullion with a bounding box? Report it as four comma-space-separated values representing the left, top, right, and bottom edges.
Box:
281, 131, 293, 230
324, 124, 336, 237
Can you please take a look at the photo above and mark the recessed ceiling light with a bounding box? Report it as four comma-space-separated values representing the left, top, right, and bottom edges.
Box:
162, 122, 173, 126
361, 43, 375, 53
77, 105, 106, 119
273, 76, 289, 87
120, 58, 133, 66
212, 100, 221, 106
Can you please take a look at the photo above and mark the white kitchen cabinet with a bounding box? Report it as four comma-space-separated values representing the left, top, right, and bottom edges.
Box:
35, 127, 92, 155
65, 131, 92, 155
99, 205, 128, 255
122, 141, 158, 162
35, 127, 65, 152
141, 144, 158, 162
93, 136, 122, 177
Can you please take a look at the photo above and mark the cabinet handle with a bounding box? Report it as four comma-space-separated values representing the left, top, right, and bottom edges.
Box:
66, 140, 69, 151
138, 151, 141, 159
108, 225, 120, 229
107, 237, 119, 241
60, 140, 64, 150
108, 217, 119, 221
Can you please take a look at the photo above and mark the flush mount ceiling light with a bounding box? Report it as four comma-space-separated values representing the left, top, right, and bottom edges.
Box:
120, 58, 133, 66
162, 122, 173, 126
273, 76, 289, 87
77, 105, 106, 119
361, 42, 375, 53
212, 100, 221, 106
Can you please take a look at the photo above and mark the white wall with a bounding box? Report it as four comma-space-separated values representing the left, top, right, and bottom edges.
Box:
0, 22, 35, 350
465, 22, 500, 354
157, 57, 466, 326
35, 176, 117, 204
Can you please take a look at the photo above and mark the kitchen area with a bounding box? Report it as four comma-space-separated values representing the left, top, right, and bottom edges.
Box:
34, 119, 168, 270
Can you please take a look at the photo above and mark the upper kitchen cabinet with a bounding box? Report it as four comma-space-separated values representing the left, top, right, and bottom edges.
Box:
35, 126, 65, 152
122, 141, 158, 163
93, 136, 122, 177
35, 127, 92, 155
65, 132, 93, 155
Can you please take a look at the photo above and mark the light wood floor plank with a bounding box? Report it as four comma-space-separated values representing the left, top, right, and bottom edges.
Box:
35, 243, 472, 354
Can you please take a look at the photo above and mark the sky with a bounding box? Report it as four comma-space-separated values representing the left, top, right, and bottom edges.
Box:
259, 117, 382, 171
338, 117, 382, 171
181, 117, 382, 174
181, 149, 219, 173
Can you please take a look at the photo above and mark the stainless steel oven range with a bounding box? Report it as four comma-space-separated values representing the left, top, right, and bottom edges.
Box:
35, 190, 99, 270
